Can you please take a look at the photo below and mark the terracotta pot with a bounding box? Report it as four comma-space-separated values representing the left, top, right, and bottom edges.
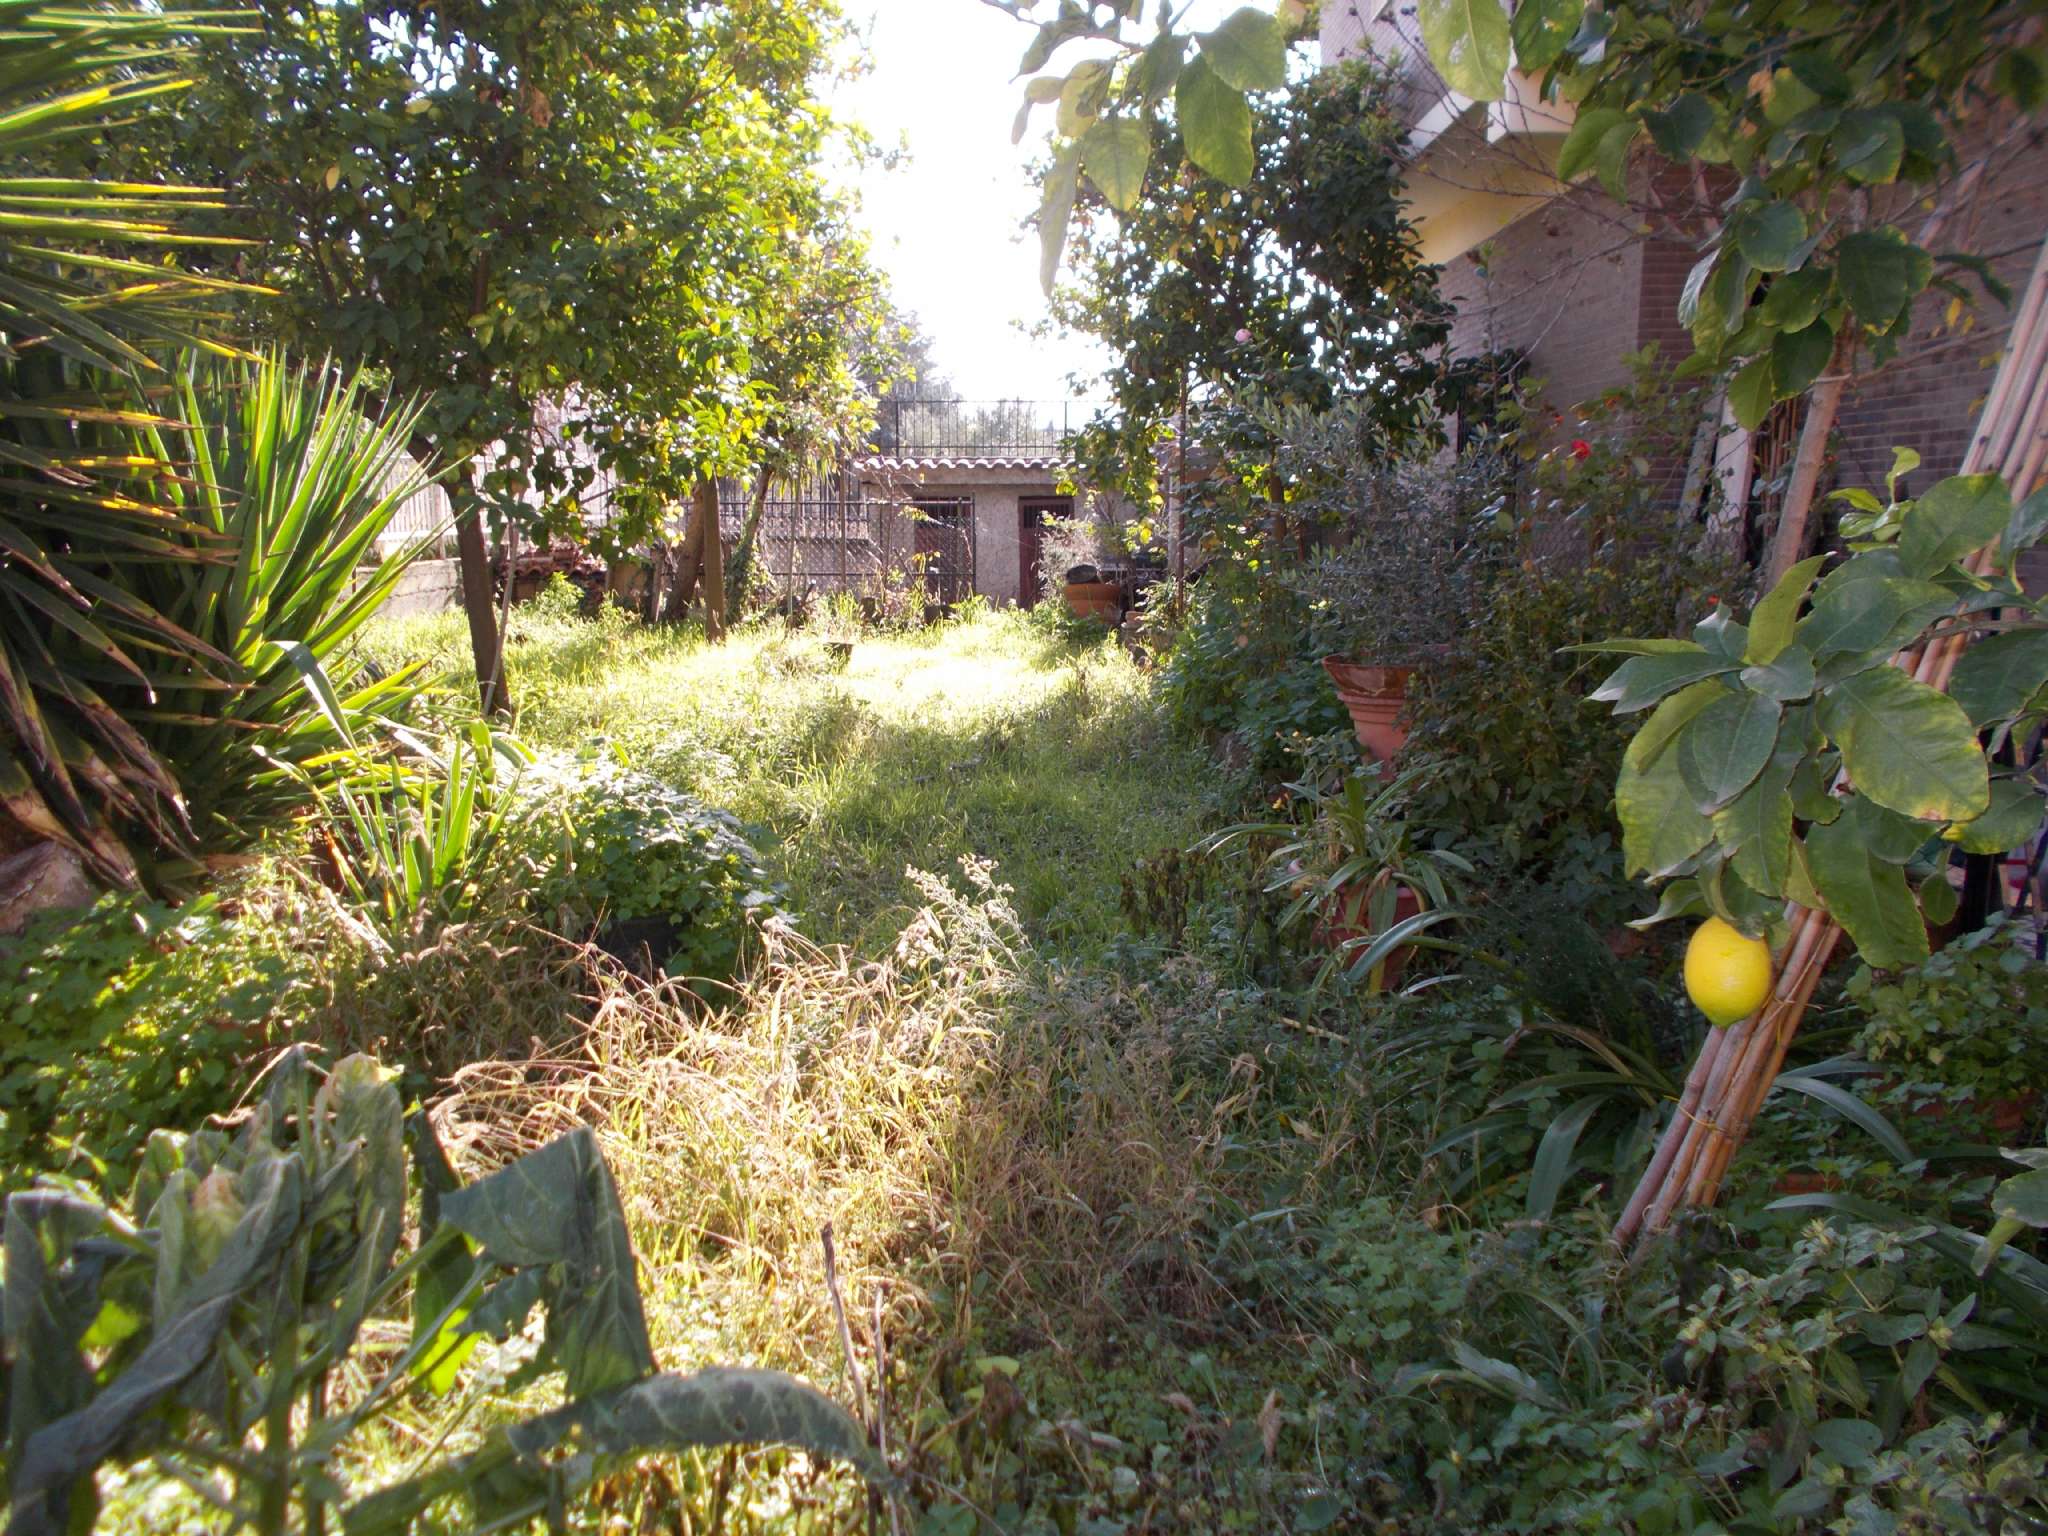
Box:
1323, 657, 1414, 764
1316, 879, 1425, 987
1064, 580, 1122, 623
1774, 1169, 1842, 1198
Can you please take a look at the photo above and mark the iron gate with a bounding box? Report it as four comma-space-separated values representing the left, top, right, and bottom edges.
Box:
911, 496, 975, 605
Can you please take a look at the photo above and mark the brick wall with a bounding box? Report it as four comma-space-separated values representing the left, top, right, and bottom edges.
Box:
1831, 120, 2048, 494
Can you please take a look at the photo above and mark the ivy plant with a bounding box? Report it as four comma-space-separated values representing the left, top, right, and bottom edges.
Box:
0, 1050, 881, 1535
1586, 465, 2048, 970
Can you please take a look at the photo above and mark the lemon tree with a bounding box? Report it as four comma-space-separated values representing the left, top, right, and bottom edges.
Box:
1583, 463, 2048, 970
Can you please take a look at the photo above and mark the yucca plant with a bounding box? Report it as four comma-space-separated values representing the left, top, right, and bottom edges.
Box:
120, 355, 440, 868
320, 722, 533, 944
0, 2, 261, 882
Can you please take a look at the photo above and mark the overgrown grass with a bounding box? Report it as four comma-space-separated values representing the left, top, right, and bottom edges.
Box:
371, 602, 1225, 950
47, 597, 2048, 1534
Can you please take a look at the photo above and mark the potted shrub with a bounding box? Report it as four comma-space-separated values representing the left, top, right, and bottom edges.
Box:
1286, 458, 1489, 764
1061, 562, 1122, 623
1201, 760, 1471, 992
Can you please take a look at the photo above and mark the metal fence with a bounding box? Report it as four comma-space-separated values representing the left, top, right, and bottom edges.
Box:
729, 474, 891, 596
873, 399, 1100, 460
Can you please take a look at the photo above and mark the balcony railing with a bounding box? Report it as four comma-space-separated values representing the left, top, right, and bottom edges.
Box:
871, 398, 1100, 460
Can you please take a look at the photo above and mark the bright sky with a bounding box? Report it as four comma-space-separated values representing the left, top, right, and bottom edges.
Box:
828, 0, 1245, 404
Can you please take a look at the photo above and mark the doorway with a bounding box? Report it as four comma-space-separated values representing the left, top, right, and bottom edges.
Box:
1018, 496, 1072, 607
911, 496, 975, 604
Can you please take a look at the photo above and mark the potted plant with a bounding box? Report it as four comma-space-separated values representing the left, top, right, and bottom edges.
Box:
1200, 760, 1471, 992
1287, 458, 1489, 763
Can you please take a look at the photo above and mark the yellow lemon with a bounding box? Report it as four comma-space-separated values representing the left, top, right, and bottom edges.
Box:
1684, 917, 1774, 1026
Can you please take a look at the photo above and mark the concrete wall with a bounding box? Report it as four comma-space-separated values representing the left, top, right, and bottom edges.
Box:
380, 557, 463, 618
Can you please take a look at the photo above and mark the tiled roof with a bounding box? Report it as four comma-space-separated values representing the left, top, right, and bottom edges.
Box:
851, 453, 1069, 473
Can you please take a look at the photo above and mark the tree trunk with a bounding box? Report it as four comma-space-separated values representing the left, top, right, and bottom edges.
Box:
726, 466, 774, 608
699, 478, 727, 641
666, 492, 709, 623
450, 467, 507, 717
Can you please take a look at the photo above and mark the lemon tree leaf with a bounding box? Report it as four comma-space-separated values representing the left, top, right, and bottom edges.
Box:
1176, 54, 1253, 184
1419, 0, 1512, 101
1818, 666, 1988, 823
1746, 555, 1828, 664
1898, 472, 2010, 578
1806, 799, 1931, 969
1617, 743, 1715, 878
1678, 689, 1783, 812
1196, 7, 1286, 92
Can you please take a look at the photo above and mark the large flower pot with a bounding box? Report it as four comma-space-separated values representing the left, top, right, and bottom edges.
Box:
1064, 580, 1122, 624
1323, 657, 1413, 763
1316, 880, 1425, 988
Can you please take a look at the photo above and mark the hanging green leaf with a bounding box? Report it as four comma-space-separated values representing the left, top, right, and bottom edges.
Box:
1623, 677, 1730, 772
1740, 644, 1817, 702
1836, 108, 1906, 185
1835, 228, 1933, 331
1761, 267, 1832, 331
1511, 0, 1586, 76
1642, 91, 1712, 158
1943, 777, 2044, 854
1896, 472, 2010, 578
1081, 117, 1151, 212
1745, 555, 1828, 664
1712, 751, 1798, 897
1617, 744, 1716, 878
1797, 557, 1954, 658
1592, 647, 1739, 713
1949, 627, 2048, 726
1806, 798, 1932, 969
1556, 106, 1630, 183
1772, 321, 1835, 397
1418, 0, 1513, 101
1196, 7, 1287, 93
1819, 666, 1988, 823
1677, 689, 1783, 812
1728, 353, 1778, 430
1176, 54, 1254, 184
1037, 146, 1079, 295
1734, 201, 1808, 272
2000, 487, 2048, 566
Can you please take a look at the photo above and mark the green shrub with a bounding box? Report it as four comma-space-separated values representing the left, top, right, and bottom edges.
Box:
1849, 923, 2048, 1108
528, 754, 783, 981
0, 895, 282, 1189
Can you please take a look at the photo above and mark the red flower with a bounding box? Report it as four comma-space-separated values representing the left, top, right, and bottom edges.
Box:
1570, 439, 1592, 461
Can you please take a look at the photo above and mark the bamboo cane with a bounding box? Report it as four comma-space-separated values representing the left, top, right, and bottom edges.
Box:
1616, 229, 2048, 1249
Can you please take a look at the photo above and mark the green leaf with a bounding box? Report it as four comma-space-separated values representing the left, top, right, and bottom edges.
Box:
1897, 473, 2011, 578
1761, 266, 1832, 331
1617, 742, 1716, 878
1176, 54, 1254, 184
1836, 108, 1905, 185
1772, 321, 1835, 397
1592, 647, 1738, 713
1593, 116, 1639, 200
1746, 555, 1828, 664
1527, 1095, 1603, 1220
1807, 799, 1932, 968
1728, 353, 1777, 430
1943, 777, 2043, 854
1678, 689, 1783, 812
1995, 1167, 2048, 1228
1798, 556, 1955, 659
1126, 32, 1186, 102
1643, 92, 1712, 158
1734, 202, 1807, 272
1037, 147, 1079, 295
1950, 628, 2048, 725
1556, 106, 1629, 184
1510, 0, 1584, 75
1808, 1417, 1885, 1471
1418, 0, 1513, 101
1819, 666, 1987, 823
1080, 117, 1150, 212
1623, 678, 1729, 772
1771, 1075, 1912, 1164
1918, 868, 1960, 925
1836, 229, 1933, 332
1056, 59, 1112, 136
1740, 644, 1817, 702
343, 1369, 884, 1536
438, 1127, 655, 1399
1713, 752, 1797, 896
2001, 487, 2048, 565
1197, 7, 1287, 92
